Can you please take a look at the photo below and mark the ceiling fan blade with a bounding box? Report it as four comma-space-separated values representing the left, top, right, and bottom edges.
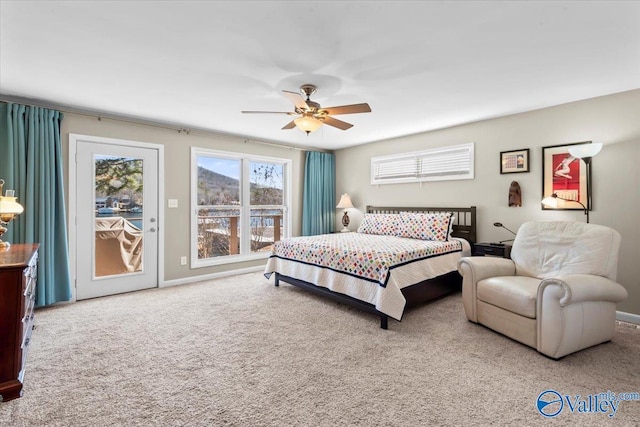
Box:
322, 116, 353, 130
281, 120, 297, 130
241, 110, 293, 114
282, 90, 310, 110
322, 103, 371, 115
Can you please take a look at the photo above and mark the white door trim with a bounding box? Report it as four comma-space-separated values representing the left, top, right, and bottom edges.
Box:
68, 133, 165, 301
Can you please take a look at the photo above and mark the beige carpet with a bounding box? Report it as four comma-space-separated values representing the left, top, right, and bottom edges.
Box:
1, 272, 639, 426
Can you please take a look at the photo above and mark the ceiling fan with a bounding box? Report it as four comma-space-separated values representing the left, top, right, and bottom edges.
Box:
242, 84, 371, 134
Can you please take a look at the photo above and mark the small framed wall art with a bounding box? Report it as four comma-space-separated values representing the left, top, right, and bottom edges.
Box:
500, 148, 530, 174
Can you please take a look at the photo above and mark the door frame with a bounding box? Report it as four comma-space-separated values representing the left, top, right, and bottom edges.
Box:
68, 133, 165, 301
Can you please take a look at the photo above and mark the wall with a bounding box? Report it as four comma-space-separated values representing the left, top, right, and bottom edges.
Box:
60, 113, 306, 284
334, 89, 640, 318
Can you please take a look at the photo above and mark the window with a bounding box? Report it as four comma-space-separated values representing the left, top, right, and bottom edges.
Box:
371, 142, 474, 185
191, 148, 290, 266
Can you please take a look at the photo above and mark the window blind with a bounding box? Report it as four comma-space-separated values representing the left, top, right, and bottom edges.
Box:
371, 143, 474, 184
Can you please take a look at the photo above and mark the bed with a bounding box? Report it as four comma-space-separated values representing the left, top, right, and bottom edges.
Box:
264, 206, 476, 329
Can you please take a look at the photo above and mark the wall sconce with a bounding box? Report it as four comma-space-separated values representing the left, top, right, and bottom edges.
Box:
493, 222, 517, 244
336, 193, 354, 232
541, 142, 602, 223
0, 179, 25, 248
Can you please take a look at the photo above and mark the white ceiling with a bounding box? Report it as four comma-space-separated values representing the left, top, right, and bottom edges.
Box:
1, 1, 639, 150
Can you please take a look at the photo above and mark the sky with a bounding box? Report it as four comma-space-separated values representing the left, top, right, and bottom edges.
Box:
198, 157, 283, 189
198, 157, 240, 180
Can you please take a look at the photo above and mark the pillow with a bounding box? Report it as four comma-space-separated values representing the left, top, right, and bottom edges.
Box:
397, 211, 454, 241
449, 215, 456, 238
357, 214, 399, 236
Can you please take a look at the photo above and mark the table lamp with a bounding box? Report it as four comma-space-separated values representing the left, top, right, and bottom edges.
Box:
0, 179, 25, 248
336, 194, 354, 232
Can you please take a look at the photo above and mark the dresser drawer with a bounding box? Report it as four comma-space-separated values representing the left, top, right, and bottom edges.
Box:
0, 243, 39, 402
23, 256, 38, 296
21, 304, 35, 347
20, 311, 35, 379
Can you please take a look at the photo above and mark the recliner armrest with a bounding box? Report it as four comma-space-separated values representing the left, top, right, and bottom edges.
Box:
458, 257, 516, 322
536, 274, 628, 359
458, 256, 516, 283
538, 274, 628, 306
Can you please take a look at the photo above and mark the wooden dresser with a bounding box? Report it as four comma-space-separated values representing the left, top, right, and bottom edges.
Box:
0, 243, 39, 402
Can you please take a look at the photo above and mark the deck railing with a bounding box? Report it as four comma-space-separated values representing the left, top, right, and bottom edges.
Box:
197, 214, 283, 258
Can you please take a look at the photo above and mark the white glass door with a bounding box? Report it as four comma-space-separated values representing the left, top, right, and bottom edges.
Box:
75, 140, 159, 300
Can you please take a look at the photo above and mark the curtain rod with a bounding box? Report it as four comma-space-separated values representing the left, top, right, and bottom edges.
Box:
0, 96, 329, 153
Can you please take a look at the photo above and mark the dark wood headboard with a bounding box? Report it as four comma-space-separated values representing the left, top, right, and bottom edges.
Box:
366, 206, 477, 244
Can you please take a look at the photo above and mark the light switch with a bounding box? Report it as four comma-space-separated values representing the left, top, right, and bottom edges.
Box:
168, 199, 178, 208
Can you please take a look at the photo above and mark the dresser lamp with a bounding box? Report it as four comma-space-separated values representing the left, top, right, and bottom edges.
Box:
0, 179, 25, 248
336, 193, 354, 232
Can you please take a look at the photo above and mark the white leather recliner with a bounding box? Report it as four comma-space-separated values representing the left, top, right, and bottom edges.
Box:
458, 221, 628, 359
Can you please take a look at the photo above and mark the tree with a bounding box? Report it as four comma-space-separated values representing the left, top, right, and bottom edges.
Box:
95, 157, 143, 196
250, 163, 283, 205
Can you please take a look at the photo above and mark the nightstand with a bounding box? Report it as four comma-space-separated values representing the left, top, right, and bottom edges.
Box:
473, 242, 512, 259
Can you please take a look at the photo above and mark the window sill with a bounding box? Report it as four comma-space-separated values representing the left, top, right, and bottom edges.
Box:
191, 252, 270, 268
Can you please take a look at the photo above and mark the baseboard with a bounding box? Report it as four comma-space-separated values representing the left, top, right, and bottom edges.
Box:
616, 311, 640, 325
160, 265, 265, 288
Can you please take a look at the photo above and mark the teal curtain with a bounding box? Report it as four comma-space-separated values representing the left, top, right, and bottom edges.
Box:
0, 102, 72, 306
302, 151, 335, 235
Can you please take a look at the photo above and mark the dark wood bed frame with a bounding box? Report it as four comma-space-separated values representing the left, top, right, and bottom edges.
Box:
274, 206, 477, 329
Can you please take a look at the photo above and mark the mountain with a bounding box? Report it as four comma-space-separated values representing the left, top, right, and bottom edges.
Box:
198, 166, 239, 205
197, 166, 283, 206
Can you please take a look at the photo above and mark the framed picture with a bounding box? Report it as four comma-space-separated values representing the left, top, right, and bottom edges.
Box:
542, 141, 591, 210
500, 148, 530, 174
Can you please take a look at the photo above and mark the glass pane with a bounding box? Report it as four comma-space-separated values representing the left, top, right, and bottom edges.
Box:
94, 155, 144, 277
250, 162, 283, 205
250, 208, 284, 253
197, 156, 240, 206
197, 208, 241, 258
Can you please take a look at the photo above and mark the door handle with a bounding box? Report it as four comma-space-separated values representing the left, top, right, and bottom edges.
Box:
149, 227, 156, 232
150, 218, 156, 223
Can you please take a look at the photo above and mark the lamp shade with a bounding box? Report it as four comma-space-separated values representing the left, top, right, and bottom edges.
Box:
336, 194, 354, 209
294, 116, 322, 133
0, 196, 24, 215
568, 142, 603, 159
541, 196, 559, 208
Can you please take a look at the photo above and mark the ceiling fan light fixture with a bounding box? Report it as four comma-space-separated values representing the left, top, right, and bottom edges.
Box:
243, 84, 370, 133
294, 116, 322, 134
